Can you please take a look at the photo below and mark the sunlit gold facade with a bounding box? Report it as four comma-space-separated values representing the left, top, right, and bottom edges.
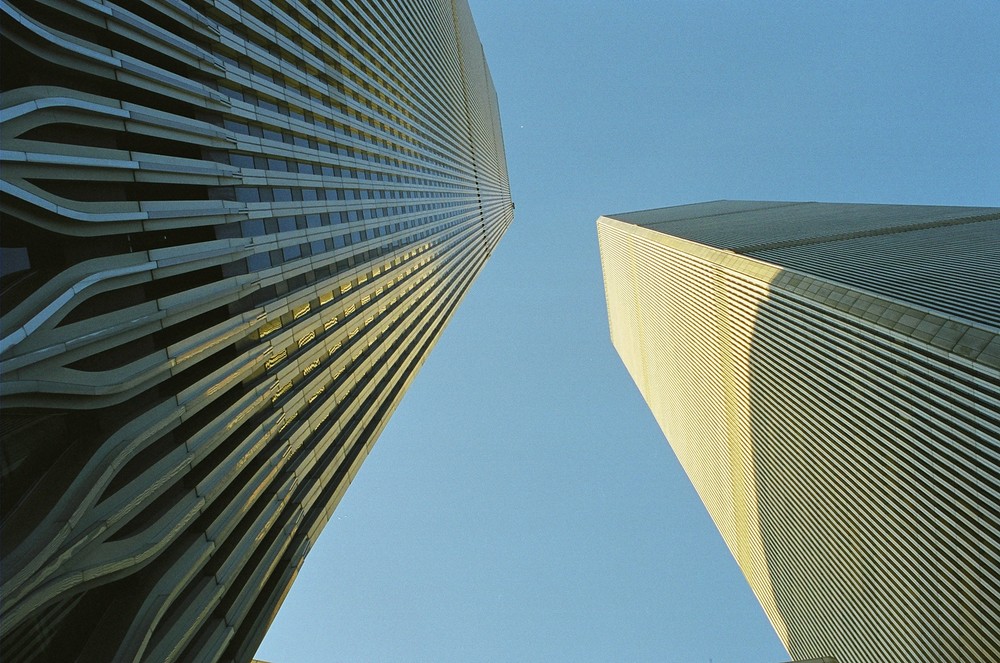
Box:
598, 201, 999, 662
0, 1, 511, 660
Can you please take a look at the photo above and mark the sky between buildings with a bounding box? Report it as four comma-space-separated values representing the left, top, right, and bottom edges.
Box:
256, 1, 999, 661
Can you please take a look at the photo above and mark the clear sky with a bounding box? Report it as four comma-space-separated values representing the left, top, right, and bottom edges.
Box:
256, 2, 999, 661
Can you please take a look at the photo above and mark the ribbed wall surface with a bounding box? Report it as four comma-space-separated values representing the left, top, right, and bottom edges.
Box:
623, 201, 1000, 328
0, 2, 512, 661
597, 202, 999, 663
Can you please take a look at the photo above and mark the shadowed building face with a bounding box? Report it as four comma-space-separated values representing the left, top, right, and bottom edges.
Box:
598, 201, 999, 663
0, 1, 512, 660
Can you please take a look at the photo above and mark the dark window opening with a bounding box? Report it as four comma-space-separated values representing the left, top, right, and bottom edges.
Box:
18, 121, 205, 160
65, 333, 157, 372
58, 283, 147, 326
28, 179, 210, 203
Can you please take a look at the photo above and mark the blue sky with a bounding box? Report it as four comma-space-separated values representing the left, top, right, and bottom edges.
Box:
256, 2, 999, 661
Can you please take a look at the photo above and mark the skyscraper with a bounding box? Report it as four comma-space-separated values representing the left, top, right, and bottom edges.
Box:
0, 1, 511, 660
597, 201, 999, 662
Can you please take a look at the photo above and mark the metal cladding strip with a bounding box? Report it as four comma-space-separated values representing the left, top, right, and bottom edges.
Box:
597, 207, 1000, 663
129, 208, 502, 661
0, 0, 513, 661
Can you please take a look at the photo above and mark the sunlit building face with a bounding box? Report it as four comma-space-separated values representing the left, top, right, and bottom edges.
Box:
598, 201, 999, 663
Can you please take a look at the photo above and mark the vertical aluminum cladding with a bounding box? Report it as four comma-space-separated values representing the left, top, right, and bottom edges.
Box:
598, 201, 999, 663
0, 1, 513, 661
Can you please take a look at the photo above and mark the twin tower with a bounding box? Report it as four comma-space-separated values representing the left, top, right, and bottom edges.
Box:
599, 201, 999, 662
1, 2, 996, 662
